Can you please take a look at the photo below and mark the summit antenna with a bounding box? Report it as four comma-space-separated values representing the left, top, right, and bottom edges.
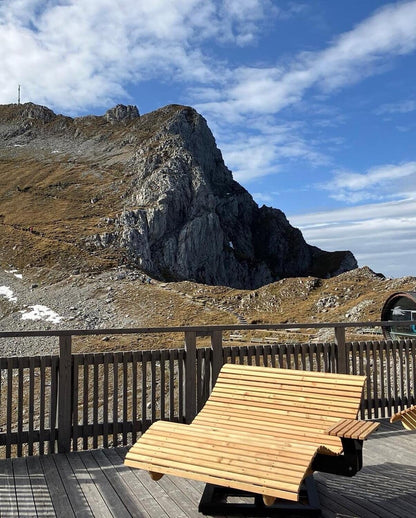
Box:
17, 85, 21, 105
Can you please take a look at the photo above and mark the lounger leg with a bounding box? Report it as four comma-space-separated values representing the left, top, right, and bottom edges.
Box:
312, 439, 363, 477
263, 495, 276, 506
149, 471, 164, 481
199, 479, 321, 517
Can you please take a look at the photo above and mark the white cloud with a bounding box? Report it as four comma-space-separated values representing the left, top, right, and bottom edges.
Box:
191, 1, 416, 183
0, 0, 275, 111
222, 129, 330, 183
321, 161, 416, 203
289, 194, 416, 277
197, 1, 416, 119
375, 99, 416, 115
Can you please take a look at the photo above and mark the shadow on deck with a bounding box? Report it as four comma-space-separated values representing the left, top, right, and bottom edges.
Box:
0, 420, 415, 518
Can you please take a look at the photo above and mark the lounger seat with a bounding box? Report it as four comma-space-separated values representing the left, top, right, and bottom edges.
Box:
125, 364, 379, 513
390, 405, 416, 429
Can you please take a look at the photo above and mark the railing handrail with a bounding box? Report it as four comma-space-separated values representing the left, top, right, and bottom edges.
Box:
0, 320, 409, 338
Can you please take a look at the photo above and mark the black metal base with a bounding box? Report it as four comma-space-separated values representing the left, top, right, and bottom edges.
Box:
198, 476, 321, 517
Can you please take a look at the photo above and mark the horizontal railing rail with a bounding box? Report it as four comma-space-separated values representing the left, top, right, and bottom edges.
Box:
0, 321, 415, 458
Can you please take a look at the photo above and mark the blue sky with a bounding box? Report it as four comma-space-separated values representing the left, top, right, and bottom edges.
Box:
1, 1, 416, 278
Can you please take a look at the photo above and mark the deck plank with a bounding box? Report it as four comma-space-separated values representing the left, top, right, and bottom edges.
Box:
53, 453, 91, 518
65, 451, 112, 518
1, 420, 416, 517
12, 457, 37, 518
26, 455, 55, 517
79, 450, 132, 518
90, 448, 149, 518
39, 455, 76, 518
106, 447, 167, 518
101, 448, 154, 517
0, 457, 19, 517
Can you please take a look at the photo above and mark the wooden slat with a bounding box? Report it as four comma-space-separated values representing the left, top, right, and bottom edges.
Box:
135, 435, 316, 474
93, 355, 100, 449
141, 351, 148, 433
82, 356, 89, 451
131, 351, 139, 443
219, 364, 366, 385
103, 353, 110, 448
39, 356, 46, 455
210, 385, 362, 408
39, 455, 75, 517
125, 456, 301, 502
122, 353, 129, 445
205, 394, 358, 420
53, 453, 91, 516
169, 352, 175, 422
178, 349, 184, 421
151, 351, 157, 423
28, 357, 35, 456
129, 443, 308, 486
216, 374, 365, 395
139, 421, 334, 456
17, 361, 23, 457
26, 455, 55, 516
0, 458, 19, 515
160, 349, 166, 420
137, 420, 320, 456
66, 451, 113, 517
327, 419, 380, 439
391, 405, 416, 422
72, 355, 80, 451
13, 457, 37, 516
6, 358, 12, 458
113, 353, 119, 447
92, 449, 150, 517
50, 356, 59, 454
193, 414, 342, 448
80, 451, 132, 517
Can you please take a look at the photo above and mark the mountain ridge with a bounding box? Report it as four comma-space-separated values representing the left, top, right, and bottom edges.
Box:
0, 102, 357, 288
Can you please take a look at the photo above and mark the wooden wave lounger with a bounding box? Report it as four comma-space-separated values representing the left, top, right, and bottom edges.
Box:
391, 405, 416, 429
125, 364, 379, 516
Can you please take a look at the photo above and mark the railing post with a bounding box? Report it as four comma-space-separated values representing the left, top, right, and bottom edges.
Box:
211, 330, 223, 386
58, 335, 73, 453
184, 331, 197, 424
335, 326, 347, 374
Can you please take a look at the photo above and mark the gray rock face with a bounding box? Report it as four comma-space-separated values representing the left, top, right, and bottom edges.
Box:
21, 102, 56, 122
105, 104, 139, 122
107, 105, 357, 288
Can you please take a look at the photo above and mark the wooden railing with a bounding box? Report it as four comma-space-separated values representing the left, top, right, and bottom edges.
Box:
0, 322, 415, 458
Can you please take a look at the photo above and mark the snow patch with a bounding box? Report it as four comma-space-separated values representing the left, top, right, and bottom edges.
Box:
0, 286, 17, 303
5, 269, 23, 279
20, 305, 63, 324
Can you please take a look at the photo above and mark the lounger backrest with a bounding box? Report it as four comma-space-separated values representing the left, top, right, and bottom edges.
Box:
199, 363, 366, 425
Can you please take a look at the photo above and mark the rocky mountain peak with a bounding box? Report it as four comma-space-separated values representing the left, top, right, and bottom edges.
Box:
20, 102, 56, 122
0, 102, 358, 289
104, 104, 140, 122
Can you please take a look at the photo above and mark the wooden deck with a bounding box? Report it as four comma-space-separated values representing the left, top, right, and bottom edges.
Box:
1, 419, 415, 517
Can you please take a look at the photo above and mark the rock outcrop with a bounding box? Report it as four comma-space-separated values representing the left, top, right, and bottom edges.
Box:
89, 105, 357, 287
0, 102, 357, 289
104, 104, 140, 122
